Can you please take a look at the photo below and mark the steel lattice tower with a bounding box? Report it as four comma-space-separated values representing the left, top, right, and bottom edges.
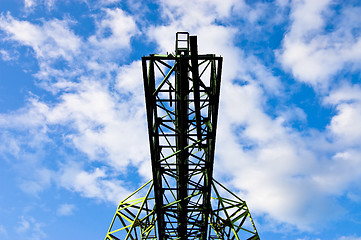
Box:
105, 32, 260, 240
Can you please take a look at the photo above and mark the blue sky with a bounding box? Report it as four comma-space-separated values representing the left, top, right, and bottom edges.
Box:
1, 0, 361, 239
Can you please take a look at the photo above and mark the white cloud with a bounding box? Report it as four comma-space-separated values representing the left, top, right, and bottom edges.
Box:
313, 150, 361, 195
24, 0, 36, 9
0, 98, 49, 129
276, 0, 290, 7
0, 9, 147, 203
278, 0, 361, 88
216, 82, 332, 230
23, 0, 57, 10
0, 9, 139, 89
0, 10, 147, 166
57, 203, 76, 216
20, 168, 53, 195
58, 162, 132, 204
158, 0, 247, 21
339, 236, 361, 240
0, 68, 149, 194
214, 73, 361, 230
88, 8, 139, 55
0, 14, 81, 63
45, 78, 148, 170
97, 0, 122, 6
147, 0, 246, 53
328, 102, 361, 145
324, 83, 361, 105
17, 217, 30, 233
0, 49, 18, 61
324, 83, 361, 147
0, 122, 53, 196
16, 216, 46, 240
116, 60, 142, 93
288, 0, 330, 38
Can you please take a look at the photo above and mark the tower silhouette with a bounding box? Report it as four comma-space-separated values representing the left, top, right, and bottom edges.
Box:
105, 32, 260, 240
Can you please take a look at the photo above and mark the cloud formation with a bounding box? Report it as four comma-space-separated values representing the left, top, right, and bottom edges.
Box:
0, 8, 146, 204
278, 0, 361, 88
57, 203, 76, 216
1, 0, 361, 238
16, 216, 46, 240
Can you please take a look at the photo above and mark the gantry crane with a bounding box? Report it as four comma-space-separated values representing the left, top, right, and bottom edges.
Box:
105, 32, 260, 240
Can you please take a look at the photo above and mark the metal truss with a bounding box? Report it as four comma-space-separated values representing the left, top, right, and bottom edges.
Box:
105, 32, 260, 239
105, 180, 158, 240
105, 179, 259, 240
208, 179, 259, 240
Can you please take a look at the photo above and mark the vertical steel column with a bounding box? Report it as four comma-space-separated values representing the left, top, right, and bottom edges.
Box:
175, 48, 189, 240
190, 36, 202, 143
143, 58, 166, 239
